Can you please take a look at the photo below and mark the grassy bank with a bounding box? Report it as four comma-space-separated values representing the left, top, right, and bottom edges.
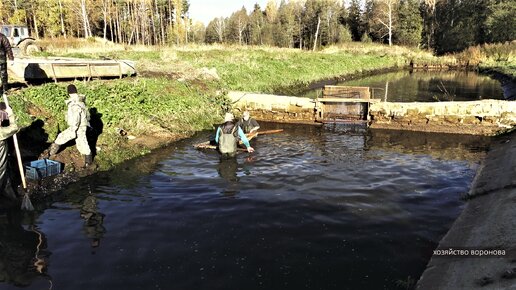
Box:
454, 42, 516, 78
36, 39, 448, 94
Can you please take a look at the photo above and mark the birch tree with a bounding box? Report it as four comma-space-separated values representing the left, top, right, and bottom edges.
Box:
80, 0, 92, 38
371, 0, 399, 45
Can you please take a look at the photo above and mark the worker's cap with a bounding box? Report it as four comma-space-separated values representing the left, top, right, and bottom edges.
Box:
67, 84, 78, 95
224, 112, 234, 122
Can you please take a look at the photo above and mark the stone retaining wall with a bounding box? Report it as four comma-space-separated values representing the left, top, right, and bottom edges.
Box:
229, 91, 516, 135
369, 100, 516, 136
228, 91, 316, 123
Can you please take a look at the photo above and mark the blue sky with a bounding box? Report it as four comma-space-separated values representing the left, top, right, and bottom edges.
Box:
189, 0, 270, 25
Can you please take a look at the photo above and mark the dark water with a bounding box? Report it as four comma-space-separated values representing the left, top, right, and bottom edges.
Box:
0, 123, 491, 290
299, 70, 505, 101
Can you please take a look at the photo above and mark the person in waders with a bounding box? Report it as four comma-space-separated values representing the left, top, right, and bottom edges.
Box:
48, 84, 93, 167
0, 32, 14, 95
0, 102, 19, 199
215, 112, 254, 157
236, 111, 260, 134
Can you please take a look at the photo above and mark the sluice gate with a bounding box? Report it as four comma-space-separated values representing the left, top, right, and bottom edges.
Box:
315, 86, 380, 123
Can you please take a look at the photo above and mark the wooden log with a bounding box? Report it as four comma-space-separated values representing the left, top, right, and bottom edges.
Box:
193, 129, 284, 150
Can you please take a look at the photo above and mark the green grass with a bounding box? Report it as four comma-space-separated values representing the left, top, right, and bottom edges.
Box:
35, 42, 447, 95
10, 78, 226, 170
479, 60, 516, 78
175, 48, 406, 94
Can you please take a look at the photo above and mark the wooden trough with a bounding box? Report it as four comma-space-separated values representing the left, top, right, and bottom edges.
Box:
8, 57, 137, 82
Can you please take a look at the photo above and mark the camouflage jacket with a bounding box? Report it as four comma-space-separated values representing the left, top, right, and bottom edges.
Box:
0, 33, 14, 63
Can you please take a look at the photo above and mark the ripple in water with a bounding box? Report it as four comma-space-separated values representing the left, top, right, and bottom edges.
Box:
0, 123, 490, 290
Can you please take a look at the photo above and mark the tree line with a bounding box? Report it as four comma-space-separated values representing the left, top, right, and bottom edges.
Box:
1, 0, 514, 54
206, 0, 515, 54
0, 0, 197, 45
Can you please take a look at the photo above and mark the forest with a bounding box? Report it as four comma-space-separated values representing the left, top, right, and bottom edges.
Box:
0, 0, 514, 54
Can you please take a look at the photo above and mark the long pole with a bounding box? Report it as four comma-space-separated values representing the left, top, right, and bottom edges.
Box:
2, 94, 27, 189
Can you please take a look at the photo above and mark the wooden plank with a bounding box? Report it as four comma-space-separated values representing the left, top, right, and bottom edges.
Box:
317, 98, 381, 103
324, 85, 370, 90
194, 129, 284, 150
323, 85, 371, 99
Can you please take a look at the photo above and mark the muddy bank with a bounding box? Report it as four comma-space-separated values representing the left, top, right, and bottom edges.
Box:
481, 70, 516, 100
416, 131, 516, 289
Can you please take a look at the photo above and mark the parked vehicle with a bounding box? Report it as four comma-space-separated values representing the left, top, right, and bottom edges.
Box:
0, 25, 41, 56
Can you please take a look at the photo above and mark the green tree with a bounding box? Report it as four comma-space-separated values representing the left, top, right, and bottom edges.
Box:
485, 0, 516, 43
348, 0, 362, 41
434, 0, 490, 53
248, 4, 265, 45
275, 0, 297, 47
395, 0, 422, 46
262, 0, 278, 45
369, 0, 399, 46
420, 0, 437, 49
319, 0, 343, 46
205, 18, 223, 43
225, 7, 249, 45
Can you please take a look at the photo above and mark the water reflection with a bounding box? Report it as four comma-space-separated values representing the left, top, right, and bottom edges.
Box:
217, 157, 239, 196
80, 190, 106, 249
0, 210, 51, 288
300, 70, 505, 101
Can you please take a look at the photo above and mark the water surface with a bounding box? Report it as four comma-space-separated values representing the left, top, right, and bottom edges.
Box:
0, 123, 491, 290
299, 70, 505, 101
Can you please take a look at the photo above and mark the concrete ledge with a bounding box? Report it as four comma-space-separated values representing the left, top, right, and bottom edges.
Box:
228, 91, 316, 122
370, 100, 516, 136
228, 91, 516, 135
417, 132, 516, 290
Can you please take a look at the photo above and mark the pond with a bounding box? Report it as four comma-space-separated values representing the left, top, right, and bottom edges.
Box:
298, 70, 506, 101
0, 123, 491, 290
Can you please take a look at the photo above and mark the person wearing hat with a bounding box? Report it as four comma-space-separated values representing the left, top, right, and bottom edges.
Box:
215, 112, 254, 156
0, 101, 19, 198
236, 111, 260, 134
0, 31, 14, 95
48, 84, 93, 167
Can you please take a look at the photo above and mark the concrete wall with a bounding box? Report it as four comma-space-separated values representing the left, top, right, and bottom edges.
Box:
228, 91, 316, 123
369, 100, 516, 136
229, 91, 516, 135
416, 131, 516, 290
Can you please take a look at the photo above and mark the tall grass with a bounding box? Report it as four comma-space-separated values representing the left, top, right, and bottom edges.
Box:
455, 42, 516, 77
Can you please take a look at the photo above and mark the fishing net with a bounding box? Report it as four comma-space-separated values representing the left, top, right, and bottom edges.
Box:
21, 192, 34, 211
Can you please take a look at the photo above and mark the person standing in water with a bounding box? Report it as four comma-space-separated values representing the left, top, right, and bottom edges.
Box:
215, 112, 254, 157
236, 111, 260, 134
